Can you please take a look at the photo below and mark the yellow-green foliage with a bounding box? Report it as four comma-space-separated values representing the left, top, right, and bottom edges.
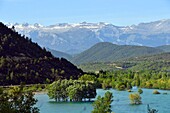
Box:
92, 91, 113, 113
129, 93, 142, 105
0, 86, 39, 113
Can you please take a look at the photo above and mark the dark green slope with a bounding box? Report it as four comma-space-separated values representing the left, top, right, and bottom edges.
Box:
156, 45, 170, 52
0, 22, 83, 85
79, 52, 170, 72
128, 52, 170, 71
72, 42, 164, 64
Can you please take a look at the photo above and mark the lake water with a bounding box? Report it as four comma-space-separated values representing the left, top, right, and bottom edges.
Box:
35, 89, 170, 113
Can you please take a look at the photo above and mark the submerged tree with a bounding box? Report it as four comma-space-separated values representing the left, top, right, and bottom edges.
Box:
129, 93, 142, 105
92, 91, 113, 113
47, 79, 97, 102
138, 88, 143, 94
147, 104, 158, 113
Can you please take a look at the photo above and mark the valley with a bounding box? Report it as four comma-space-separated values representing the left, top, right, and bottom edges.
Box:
1, 20, 170, 113
1, 0, 170, 113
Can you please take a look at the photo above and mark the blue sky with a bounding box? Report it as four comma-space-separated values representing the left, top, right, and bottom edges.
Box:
0, 0, 170, 26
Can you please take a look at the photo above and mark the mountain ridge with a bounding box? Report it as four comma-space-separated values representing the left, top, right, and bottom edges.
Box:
7, 19, 170, 54
71, 42, 164, 64
6, 19, 170, 54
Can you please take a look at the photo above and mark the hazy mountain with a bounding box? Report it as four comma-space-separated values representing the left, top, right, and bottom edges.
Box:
7, 19, 170, 54
0, 22, 83, 85
71, 42, 164, 64
47, 48, 72, 60
156, 45, 170, 52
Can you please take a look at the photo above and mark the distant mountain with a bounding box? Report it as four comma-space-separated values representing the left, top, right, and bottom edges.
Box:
47, 48, 72, 60
71, 42, 164, 64
156, 45, 170, 52
7, 19, 170, 54
0, 22, 83, 85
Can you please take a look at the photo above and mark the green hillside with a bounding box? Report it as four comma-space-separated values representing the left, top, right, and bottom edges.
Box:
79, 52, 170, 72
156, 45, 170, 52
0, 22, 83, 85
126, 52, 170, 62
72, 42, 164, 64
127, 52, 170, 71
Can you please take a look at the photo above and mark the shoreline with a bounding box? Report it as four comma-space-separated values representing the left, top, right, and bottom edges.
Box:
33, 91, 47, 95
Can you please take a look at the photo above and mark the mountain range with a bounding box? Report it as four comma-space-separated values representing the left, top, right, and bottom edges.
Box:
7, 19, 170, 54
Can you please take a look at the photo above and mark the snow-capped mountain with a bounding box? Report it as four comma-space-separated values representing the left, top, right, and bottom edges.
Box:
6, 19, 170, 54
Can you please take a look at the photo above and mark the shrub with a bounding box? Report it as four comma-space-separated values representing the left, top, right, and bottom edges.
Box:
138, 88, 143, 94
127, 89, 132, 92
129, 93, 142, 105
153, 90, 160, 94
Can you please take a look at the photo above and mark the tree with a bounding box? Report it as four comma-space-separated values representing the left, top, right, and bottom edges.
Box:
147, 104, 158, 113
129, 93, 142, 105
11, 26, 15, 31
92, 91, 113, 113
0, 86, 39, 113
47, 80, 63, 101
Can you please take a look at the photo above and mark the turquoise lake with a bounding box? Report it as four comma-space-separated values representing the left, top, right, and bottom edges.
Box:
35, 89, 170, 113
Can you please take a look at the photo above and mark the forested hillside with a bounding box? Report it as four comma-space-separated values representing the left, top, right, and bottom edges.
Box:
0, 22, 83, 85
72, 42, 164, 64
79, 52, 170, 72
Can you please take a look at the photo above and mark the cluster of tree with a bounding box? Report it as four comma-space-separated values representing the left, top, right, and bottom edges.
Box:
47, 79, 97, 102
92, 91, 113, 113
99, 70, 170, 90
79, 69, 170, 90
0, 86, 39, 113
0, 22, 83, 85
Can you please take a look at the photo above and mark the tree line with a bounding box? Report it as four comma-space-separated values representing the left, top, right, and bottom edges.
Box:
79, 70, 170, 90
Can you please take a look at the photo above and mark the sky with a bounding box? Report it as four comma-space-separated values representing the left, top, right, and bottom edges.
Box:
0, 0, 170, 26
